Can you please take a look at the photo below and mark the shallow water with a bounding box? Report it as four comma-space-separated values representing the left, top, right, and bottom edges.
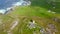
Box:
0, 0, 20, 9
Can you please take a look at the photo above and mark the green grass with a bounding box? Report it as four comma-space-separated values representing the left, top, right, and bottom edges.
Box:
0, 0, 60, 34
9, 6, 55, 18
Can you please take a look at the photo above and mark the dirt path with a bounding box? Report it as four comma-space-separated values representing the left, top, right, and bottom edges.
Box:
7, 19, 19, 34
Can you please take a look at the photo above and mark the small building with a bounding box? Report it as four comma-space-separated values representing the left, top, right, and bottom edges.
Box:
27, 20, 36, 29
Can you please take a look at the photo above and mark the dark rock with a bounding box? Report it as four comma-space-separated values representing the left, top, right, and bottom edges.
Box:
30, 20, 33, 22
52, 17, 60, 23
48, 23, 56, 29
40, 28, 46, 34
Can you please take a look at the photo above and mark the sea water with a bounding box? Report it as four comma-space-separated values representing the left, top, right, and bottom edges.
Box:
0, 0, 22, 14
0, 0, 31, 14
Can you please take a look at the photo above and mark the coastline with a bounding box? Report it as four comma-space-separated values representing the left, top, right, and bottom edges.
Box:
0, 0, 31, 14
0, 0, 22, 14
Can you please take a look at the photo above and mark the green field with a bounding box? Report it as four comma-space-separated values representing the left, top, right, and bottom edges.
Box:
0, 0, 60, 34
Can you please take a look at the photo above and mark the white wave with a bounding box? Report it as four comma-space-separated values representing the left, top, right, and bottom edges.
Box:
0, 0, 31, 14
0, 9, 6, 14
12, 0, 24, 6
12, 0, 31, 6
6, 7, 13, 11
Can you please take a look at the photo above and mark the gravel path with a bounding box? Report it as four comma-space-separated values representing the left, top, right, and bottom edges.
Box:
7, 19, 19, 34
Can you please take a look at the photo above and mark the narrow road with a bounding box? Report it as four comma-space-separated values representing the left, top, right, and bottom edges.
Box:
7, 19, 19, 34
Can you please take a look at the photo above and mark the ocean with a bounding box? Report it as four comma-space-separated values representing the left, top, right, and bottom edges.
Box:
0, 0, 31, 14
0, 0, 20, 9
0, 0, 22, 14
